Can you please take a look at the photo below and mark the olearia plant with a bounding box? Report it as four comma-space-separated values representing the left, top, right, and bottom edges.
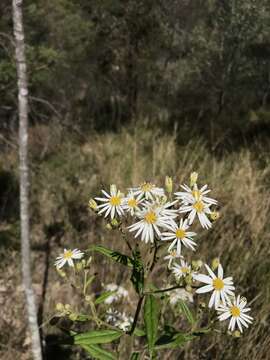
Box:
51, 173, 253, 359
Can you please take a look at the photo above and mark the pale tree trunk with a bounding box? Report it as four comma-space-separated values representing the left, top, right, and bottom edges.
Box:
12, 1, 43, 359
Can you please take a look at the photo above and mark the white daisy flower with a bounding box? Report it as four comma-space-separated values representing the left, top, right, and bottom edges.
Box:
193, 263, 235, 309
128, 205, 173, 243
164, 249, 183, 269
54, 248, 84, 268
146, 199, 178, 219
104, 283, 128, 304
116, 313, 133, 331
179, 197, 212, 229
175, 183, 217, 206
106, 308, 133, 331
169, 288, 194, 305
129, 182, 164, 201
105, 308, 119, 323
123, 192, 143, 216
217, 295, 253, 333
95, 185, 124, 219
172, 259, 191, 280
161, 218, 197, 255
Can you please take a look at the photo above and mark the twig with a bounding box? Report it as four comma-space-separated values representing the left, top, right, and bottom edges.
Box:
145, 285, 183, 295
12, 0, 43, 359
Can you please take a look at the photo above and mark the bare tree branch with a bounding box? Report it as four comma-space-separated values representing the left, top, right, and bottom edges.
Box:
12, 1, 43, 359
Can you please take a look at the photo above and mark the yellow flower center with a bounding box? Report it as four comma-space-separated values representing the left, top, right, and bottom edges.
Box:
212, 278, 224, 291
110, 196, 121, 206
175, 228, 186, 239
63, 250, 73, 259
181, 267, 189, 274
193, 201, 204, 213
144, 210, 157, 224
192, 189, 201, 199
128, 198, 137, 208
141, 182, 154, 192
230, 305, 241, 317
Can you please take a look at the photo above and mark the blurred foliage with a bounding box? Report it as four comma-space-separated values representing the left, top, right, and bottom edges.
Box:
0, 0, 270, 139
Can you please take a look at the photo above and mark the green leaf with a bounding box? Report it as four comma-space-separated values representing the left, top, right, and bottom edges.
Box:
130, 249, 144, 294
74, 329, 123, 345
144, 294, 159, 352
130, 352, 140, 360
82, 344, 117, 360
178, 300, 195, 325
89, 245, 133, 267
94, 291, 117, 305
154, 332, 195, 350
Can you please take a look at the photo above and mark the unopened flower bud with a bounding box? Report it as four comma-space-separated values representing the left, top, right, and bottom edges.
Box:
210, 211, 220, 221
64, 304, 72, 313
185, 274, 193, 285
165, 176, 173, 193
76, 262, 83, 271
56, 267, 66, 278
185, 284, 193, 293
110, 184, 117, 194
88, 198, 98, 211
192, 260, 203, 271
55, 303, 64, 312
212, 258, 220, 271
85, 295, 92, 302
160, 195, 168, 204
233, 330, 241, 338
190, 172, 198, 187
111, 218, 119, 228
105, 223, 112, 230
69, 313, 78, 321
240, 296, 247, 305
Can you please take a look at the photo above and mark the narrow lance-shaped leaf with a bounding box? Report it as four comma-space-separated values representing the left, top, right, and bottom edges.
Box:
144, 294, 159, 351
89, 245, 133, 267
81, 344, 117, 360
154, 332, 196, 350
178, 300, 195, 325
74, 329, 123, 345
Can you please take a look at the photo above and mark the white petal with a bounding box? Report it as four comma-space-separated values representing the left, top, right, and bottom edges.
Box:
194, 274, 213, 284
205, 264, 217, 279
208, 291, 216, 308
196, 284, 213, 294
218, 264, 223, 279
219, 311, 231, 321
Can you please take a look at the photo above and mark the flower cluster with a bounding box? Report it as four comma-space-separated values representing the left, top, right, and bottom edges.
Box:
54, 172, 253, 337
93, 173, 253, 333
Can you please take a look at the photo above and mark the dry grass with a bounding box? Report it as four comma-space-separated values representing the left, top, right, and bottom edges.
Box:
0, 125, 270, 359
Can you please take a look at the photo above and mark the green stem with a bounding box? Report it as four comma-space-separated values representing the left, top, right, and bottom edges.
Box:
127, 295, 144, 335
128, 240, 159, 336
